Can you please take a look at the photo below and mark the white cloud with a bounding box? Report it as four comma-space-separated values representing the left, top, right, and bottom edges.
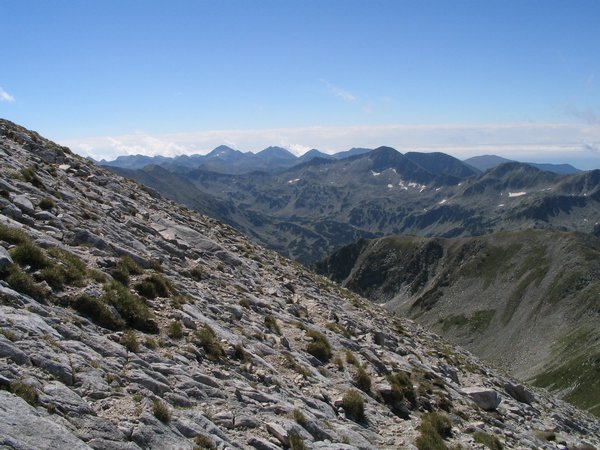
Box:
0, 87, 15, 102
60, 122, 600, 169
321, 80, 356, 102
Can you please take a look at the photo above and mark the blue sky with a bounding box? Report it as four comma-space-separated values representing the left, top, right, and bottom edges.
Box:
1, 0, 599, 168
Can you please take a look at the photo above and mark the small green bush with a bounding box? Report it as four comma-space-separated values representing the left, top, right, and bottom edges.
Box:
0, 224, 30, 245
354, 366, 372, 392
39, 248, 87, 290
71, 294, 125, 330
283, 352, 311, 377
387, 371, 417, 406
111, 256, 143, 285
415, 412, 454, 450
10, 381, 38, 405
289, 432, 307, 450
188, 266, 205, 281
474, 431, 503, 450
194, 326, 224, 361
422, 412, 452, 439
167, 320, 184, 339
239, 298, 251, 308
152, 399, 171, 422
121, 329, 139, 353
194, 434, 216, 450
102, 281, 157, 333
0, 330, 17, 341
135, 273, 172, 299
10, 241, 49, 270
264, 314, 281, 334
39, 197, 55, 210
333, 355, 344, 371
345, 350, 359, 366
342, 389, 365, 421
144, 336, 158, 349
170, 295, 190, 309
306, 330, 332, 362
292, 409, 308, 428
232, 343, 250, 362
4, 265, 47, 300
20, 166, 44, 188
49, 248, 87, 282
415, 425, 448, 450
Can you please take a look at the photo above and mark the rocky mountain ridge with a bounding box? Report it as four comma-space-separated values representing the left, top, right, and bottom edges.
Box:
464, 156, 582, 175
107, 146, 600, 265
100, 148, 584, 177
1, 119, 600, 449
314, 230, 600, 418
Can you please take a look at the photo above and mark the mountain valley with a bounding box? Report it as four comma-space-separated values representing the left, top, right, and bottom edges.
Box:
315, 230, 600, 418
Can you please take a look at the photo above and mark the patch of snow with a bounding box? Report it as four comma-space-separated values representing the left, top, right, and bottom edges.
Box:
438, 199, 448, 205
387, 184, 393, 189
287, 178, 301, 184
371, 170, 381, 176
508, 192, 527, 198
435, 187, 442, 192
458, 183, 463, 186
498, 204, 505, 207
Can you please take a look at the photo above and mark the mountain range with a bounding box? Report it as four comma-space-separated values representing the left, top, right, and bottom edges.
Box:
105, 147, 600, 265
99, 146, 583, 176
4, 119, 600, 448
97, 146, 372, 174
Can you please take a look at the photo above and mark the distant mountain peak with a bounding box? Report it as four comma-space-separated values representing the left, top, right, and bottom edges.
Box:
255, 146, 297, 162
206, 145, 240, 157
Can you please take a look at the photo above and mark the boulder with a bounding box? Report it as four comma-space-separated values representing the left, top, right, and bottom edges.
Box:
12, 195, 35, 216
505, 382, 535, 405
0, 245, 13, 271
0, 391, 90, 449
463, 386, 501, 411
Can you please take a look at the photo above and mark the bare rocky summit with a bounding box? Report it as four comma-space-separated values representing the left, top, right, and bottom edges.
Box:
0, 118, 599, 449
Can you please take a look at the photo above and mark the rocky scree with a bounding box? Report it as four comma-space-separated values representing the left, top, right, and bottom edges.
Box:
0, 118, 599, 449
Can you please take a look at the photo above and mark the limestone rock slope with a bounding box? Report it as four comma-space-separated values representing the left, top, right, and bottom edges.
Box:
1, 118, 599, 449
314, 231, 600, 418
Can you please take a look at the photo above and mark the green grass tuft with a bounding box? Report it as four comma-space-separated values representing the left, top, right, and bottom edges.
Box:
152, 399, 171, 422
306, 330, 332, 362
341, 389, 365, 421
473, 431, 503, 450
10, 381, 38, 405
194, 325, 224, 361
71, 294, 125, 330
121, 329, 140, 353
102, 281, 157, 333
4, 264, 48, 300
134, 273, 173, 299
167, 320, 184, 339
